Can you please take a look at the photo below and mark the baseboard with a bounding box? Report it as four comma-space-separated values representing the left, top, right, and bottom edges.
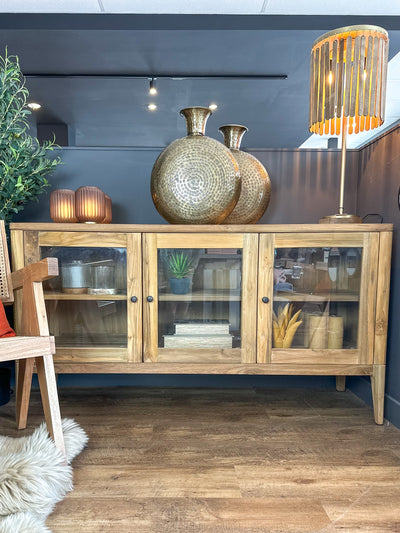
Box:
348, 376, 400, 429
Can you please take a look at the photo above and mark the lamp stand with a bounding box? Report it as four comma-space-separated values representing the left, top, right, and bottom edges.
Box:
319, 117, 362, 224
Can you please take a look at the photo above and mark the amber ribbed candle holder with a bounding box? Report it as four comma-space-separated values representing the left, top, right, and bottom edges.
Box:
102, 194, 112, 224
50, 189, 78, 223
75, 186, 106, 223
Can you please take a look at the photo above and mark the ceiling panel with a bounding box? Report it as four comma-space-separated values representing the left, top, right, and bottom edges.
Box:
101, 0, 264, 14
1, 0, 398, 15
0, 0, 101, 12
264, 0, 400, 16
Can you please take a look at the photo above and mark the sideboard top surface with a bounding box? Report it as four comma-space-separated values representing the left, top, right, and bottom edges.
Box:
10, 223, 393, 233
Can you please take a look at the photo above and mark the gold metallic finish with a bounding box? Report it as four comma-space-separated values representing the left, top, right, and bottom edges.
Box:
151, 107, 240, 224
319, 213, 362, 224
179, 106, 211, 136
219, 125, 271, 225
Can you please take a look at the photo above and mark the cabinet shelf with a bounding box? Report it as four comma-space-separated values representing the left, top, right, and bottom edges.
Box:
274, 291, 359, 302
158, 289, 241, 302
158, 290, 359, 303
44, 292, 127, 301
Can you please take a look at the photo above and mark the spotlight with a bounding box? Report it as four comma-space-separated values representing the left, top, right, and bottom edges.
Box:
149, 78, 157, 95
148, 103, 157, 111
27, 102, 41, 110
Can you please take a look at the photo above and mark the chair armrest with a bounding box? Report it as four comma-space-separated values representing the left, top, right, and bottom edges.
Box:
0, 336, 55, 360
11, 257, 59, 290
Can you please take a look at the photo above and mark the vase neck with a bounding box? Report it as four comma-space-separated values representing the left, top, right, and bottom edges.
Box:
219, 124, 248, 150
180, 107, 212, 136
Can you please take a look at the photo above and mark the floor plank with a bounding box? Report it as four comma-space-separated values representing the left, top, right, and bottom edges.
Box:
1, 386, 399, 532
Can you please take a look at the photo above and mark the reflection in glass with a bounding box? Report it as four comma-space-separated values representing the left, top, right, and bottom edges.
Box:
158, 248, 242, 352
273, 247, 362, 350
45, 300, 127, 347
41, 247, 127, 295
40, 246, 127, 348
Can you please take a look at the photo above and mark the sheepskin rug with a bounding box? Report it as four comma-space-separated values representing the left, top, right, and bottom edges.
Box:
0, 418, 88, 533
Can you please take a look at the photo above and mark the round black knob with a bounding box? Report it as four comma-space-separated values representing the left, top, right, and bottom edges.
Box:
147, 296, 154, 302
130, 296, 138, 303
262, 296, 269, 304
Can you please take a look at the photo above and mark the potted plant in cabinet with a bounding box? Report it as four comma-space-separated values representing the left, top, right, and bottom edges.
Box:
167, 252, 194, 295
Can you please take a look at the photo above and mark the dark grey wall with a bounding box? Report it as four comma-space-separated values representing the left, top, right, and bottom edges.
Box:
15, 145, 360, 390
19, 146, 359, 225
348, 126, 400, 427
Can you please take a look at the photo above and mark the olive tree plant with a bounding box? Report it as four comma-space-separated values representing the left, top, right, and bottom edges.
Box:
0, 49, 61, 223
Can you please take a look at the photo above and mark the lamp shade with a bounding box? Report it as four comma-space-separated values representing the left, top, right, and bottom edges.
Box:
75, 186, 106, 223
50, 189, 78, 223
102, 194, 112, 224
309, 25, 389, 136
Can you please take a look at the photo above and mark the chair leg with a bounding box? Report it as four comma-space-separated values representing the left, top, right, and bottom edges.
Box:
16, 357, 35, 430
36, 354, 66, 458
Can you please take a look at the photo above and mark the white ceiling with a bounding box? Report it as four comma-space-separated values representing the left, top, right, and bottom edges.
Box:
1, 0, 400, 14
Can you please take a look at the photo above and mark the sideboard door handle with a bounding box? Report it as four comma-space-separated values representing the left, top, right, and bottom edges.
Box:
130, 296, 138, 303
262, 296, 269, 303
147, 296, 154, 302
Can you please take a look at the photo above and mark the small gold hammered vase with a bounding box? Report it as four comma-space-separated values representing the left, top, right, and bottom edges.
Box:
219, 125, 271, 224
151, 107, 241, 224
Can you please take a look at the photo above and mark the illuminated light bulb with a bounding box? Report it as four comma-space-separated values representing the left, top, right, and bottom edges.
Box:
209, 104, 218, 110
328, 71, 333, 85
149, 78, 157, 95
27, 102, 41, 110
148, 103, 157, 111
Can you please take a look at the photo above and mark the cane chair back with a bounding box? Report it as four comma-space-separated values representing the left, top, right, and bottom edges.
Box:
0, 222, 13, 304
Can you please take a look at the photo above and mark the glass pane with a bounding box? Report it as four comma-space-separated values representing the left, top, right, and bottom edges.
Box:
158, 248, 242, 353
45, 300, 127, 347
40, 247, 127, 294
273, 247, 362, 350
40, 246, 127, 348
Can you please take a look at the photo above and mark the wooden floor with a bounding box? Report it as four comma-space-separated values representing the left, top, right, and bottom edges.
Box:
1, 387, 400, 532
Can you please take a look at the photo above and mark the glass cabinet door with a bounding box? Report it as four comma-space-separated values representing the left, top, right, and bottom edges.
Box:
258, 233, 377, 365
35, 232, 142, 363
143, 233, 258, 363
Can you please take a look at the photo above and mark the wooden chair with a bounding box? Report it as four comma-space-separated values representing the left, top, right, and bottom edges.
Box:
0, 220, 65, 456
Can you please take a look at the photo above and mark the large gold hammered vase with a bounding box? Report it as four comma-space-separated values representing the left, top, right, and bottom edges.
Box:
219, 125, 271, 224
151, 107, 241, 224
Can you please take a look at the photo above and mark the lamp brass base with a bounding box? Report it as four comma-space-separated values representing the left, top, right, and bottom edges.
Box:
319, 213, 362, 224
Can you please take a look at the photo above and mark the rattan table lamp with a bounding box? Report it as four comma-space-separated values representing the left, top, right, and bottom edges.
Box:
309, 25, 389, 223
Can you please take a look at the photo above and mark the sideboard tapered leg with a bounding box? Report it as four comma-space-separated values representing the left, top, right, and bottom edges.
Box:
336, 376, 346, 391
371, 365, 386, 425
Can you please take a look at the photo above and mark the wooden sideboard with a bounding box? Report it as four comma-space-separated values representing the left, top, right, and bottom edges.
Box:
10, 223, 392, 424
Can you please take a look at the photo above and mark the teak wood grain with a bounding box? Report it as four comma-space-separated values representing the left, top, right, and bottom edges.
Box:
10, 224, 393, 425
126, 233, 142, 363
374, 231, 393, 365
240, 234, 258, 363
142, 233, 158, 362
257, 234, 274, 364
10, 222, 393, 233
38, 231, 127, 247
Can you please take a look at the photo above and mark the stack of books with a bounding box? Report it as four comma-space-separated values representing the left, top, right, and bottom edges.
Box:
163, 320, 233, 349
